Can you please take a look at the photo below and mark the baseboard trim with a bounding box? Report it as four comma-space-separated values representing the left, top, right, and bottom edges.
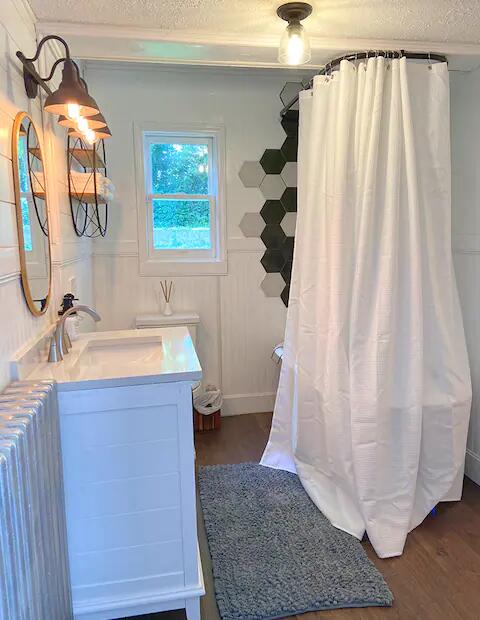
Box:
465, 449, 480, 485
222, 392, 276, 416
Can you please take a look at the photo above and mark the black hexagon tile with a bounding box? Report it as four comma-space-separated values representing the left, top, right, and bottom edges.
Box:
260, 200, 285, 225
280, 82, 303, 107
260, 149, 286, 174
281, 260, 292, 284
261, 249, 284, 273
261, 225, 286, 250
281, 236, 294, 262
281, 136, 298, 162
280, 187, 297, 212
281, 110, 299, 138
281, 284, 290, 307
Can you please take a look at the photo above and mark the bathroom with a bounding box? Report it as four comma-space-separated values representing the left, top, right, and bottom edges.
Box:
0, 0, 479, 619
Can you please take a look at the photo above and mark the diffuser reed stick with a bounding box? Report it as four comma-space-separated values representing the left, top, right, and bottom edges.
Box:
160, 280, 173, 316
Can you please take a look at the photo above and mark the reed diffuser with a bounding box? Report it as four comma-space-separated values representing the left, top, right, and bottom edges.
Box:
160, 280, 173, 316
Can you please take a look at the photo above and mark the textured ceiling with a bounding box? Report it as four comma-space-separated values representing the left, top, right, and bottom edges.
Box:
30, 0, 480, 43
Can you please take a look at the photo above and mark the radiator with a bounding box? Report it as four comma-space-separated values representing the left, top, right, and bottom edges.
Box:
0, 380, 73, 619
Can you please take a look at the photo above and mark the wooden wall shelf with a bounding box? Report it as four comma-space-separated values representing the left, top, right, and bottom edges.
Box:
70, 148, 105, 169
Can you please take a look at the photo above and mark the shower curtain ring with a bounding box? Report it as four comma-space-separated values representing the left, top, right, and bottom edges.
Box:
428, 52, 432, 70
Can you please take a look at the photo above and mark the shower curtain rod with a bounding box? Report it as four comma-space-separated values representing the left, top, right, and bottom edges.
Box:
280, 50, 448, 117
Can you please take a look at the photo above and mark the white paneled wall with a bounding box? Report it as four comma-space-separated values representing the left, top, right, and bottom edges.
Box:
86, 63, 289, 413
451, 70, 480, 484
0, 0, 93, 390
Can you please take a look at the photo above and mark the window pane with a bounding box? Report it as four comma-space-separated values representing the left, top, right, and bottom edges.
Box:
150, 143, 208, 194
21, 197, 32, 251
18, 136, 30, 193
152, 199, 211, 250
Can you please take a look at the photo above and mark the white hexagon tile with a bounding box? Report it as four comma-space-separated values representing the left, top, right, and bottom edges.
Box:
239, 212, 265, 237
281, 212, 297, 237
261, 273, 285, 297
281, 162, 297, 187
260, 175, 286, 200
239, 161, 265, 188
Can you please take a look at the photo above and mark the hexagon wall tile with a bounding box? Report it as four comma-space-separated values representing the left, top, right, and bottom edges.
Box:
237, 81, 300, 307
281, 110, 299, 138
281, 211, 297, 236
281, 260, 293, 284
280, 187, 297, 212
281, 136, 298, 162
261, 273, 285, 297
281, 236, 294, 262
239, 212, 264, 237
260, 200, 285, 225
239, 161, 265, 188
281, 284, 291, 307
281, 162, 297, 187
261, 249, 284, 273
260, 149, 286, 174
261, 225, 286, 249
280, 82, 303, 107
260, 174, 286, 200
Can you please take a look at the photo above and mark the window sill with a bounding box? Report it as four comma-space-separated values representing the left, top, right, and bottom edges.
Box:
139, 257, 227, 277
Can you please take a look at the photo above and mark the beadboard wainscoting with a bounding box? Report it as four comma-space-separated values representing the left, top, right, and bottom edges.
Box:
451, 70, 480, 485
0, 0, 94, 390
86, 63, 297, 413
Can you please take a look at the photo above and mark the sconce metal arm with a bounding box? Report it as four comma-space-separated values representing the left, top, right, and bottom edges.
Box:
16, 35, 73, 99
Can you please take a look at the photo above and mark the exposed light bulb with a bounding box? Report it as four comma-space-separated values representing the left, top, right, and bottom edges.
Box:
66, 103, 81, 120
83, 128, 97, 144
278, 22, 311, 65
77, 117, 89, 133
287, 32, 304, 65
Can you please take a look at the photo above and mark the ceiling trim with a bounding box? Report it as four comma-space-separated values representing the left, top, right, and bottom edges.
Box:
36, 20, 480, 72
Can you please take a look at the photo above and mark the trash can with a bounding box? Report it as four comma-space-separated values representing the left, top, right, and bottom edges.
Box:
193, 386, 222, 432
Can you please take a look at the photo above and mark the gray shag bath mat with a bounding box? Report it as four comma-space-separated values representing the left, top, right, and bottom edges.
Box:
198, 463, 393, 620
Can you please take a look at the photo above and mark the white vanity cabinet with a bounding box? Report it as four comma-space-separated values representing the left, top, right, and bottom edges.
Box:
58, 380, 203, 620
13, 327, 204, 619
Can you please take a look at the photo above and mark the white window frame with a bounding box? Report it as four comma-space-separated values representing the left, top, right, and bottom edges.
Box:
135, 122, 227, 276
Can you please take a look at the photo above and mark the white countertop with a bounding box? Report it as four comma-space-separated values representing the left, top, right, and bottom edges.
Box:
21, 326, 202, 391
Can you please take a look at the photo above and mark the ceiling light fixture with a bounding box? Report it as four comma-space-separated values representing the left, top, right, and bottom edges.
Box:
16, 35, 111, 141
277, 2, 313, 66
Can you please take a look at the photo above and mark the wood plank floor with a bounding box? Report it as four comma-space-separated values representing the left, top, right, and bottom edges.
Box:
129, 412, 480, 620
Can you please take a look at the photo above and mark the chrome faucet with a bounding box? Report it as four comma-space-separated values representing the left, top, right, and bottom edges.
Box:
48, 305, 101, 362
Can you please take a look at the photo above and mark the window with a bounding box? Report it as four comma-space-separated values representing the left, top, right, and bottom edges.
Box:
18, 135, 33, 251
136, 124, 226, 275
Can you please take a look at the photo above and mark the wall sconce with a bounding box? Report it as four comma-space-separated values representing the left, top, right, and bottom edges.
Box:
16, 35, 111, 141
277, 2, 313, 66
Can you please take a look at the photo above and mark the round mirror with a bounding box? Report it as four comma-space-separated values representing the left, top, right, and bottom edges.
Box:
12, 112, 52, 316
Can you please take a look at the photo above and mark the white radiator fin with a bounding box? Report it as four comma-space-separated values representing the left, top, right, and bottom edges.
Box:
0, 380, 73, 619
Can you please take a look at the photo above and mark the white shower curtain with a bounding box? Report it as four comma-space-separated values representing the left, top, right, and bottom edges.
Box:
261, 57, 472, 558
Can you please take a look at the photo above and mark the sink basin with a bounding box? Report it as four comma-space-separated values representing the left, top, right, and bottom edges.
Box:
74, 335, 163, 367
13, 326, 202, 390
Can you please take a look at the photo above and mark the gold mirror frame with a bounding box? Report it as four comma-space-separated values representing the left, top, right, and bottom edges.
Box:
12, 111, 52, 316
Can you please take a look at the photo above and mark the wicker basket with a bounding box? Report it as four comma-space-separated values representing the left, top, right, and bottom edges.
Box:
194, 408, 221, 432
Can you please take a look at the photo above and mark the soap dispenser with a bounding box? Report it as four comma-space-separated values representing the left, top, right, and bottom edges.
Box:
59, 293, 80, 342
